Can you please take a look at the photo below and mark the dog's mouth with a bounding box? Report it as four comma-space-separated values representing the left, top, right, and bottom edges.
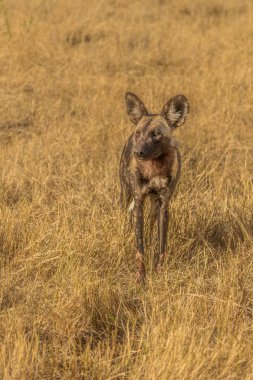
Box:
134, 154, 152, 161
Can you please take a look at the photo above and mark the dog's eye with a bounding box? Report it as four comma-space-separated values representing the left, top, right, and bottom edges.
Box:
153, 130, 160, 137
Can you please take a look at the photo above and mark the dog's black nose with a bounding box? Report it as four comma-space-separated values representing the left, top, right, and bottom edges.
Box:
135, 150, 144, 158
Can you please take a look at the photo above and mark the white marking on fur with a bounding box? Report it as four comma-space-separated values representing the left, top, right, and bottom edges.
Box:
128, 199, 135, 212
150, 177, 168, 189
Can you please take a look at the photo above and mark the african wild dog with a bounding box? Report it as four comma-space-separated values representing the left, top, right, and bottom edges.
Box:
120, 92, 190, 283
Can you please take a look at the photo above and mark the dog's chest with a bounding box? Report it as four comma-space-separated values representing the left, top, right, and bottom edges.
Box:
138, 155, 173, 194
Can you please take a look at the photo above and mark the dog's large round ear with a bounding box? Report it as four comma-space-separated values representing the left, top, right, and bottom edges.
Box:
161, 95, 190, 128
125, 92, 148, 124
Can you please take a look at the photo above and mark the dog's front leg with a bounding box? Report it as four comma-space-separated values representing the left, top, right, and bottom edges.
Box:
134, 196, 145, 283
157, 200, 169, 271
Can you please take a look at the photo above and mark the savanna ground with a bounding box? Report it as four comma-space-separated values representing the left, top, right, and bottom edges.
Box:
0, 0, 252, 378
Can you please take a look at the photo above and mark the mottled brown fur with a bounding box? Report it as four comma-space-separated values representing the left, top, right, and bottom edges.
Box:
120, 92, 190, 283
133, 150, 176, 180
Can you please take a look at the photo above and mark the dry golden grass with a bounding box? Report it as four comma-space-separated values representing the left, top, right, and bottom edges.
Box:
0, 0, 253, 378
